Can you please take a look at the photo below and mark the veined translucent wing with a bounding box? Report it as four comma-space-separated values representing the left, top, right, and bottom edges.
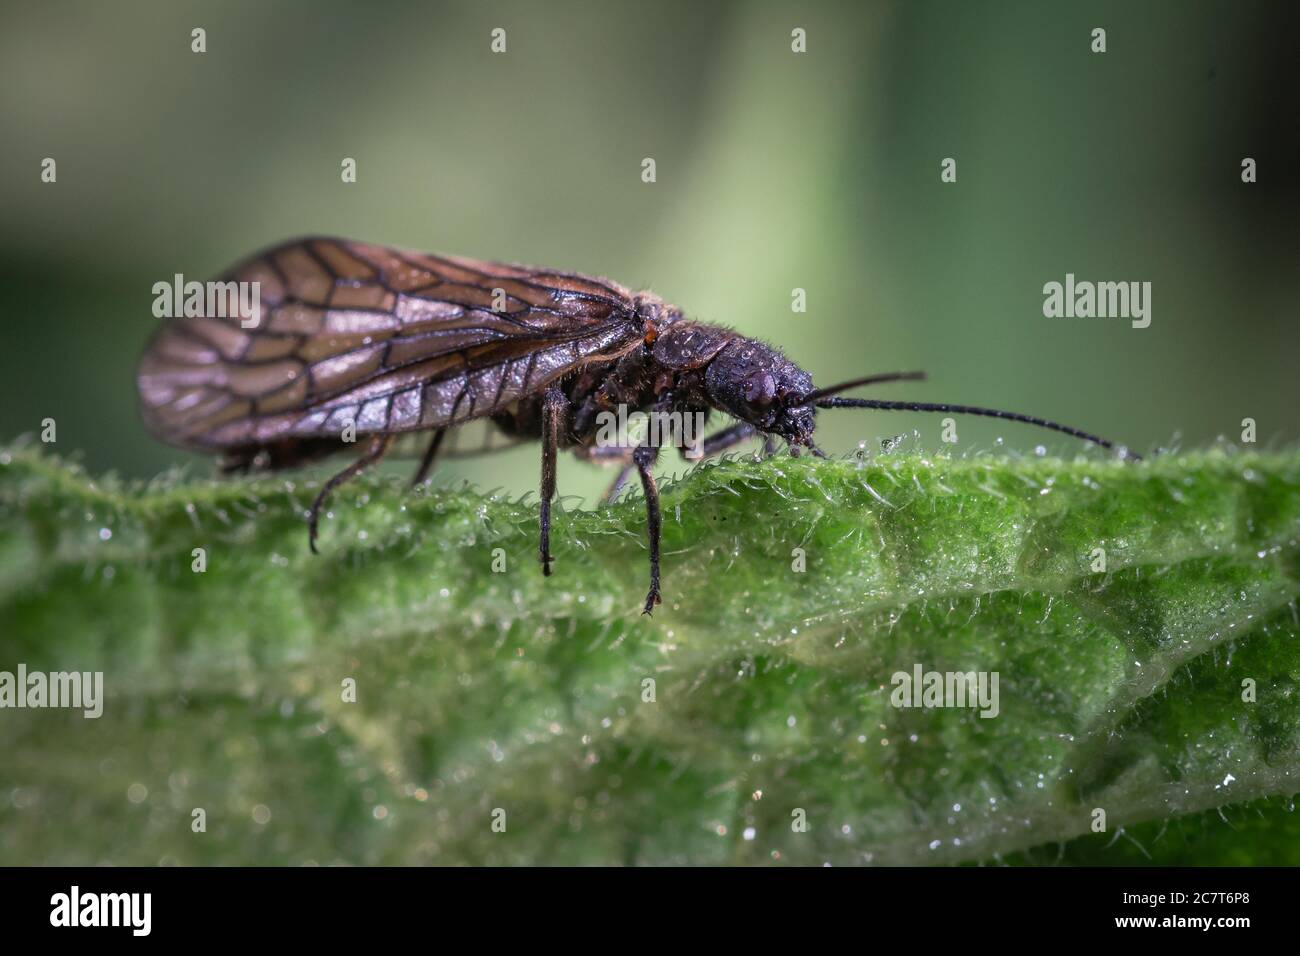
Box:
138, 237, 647, 450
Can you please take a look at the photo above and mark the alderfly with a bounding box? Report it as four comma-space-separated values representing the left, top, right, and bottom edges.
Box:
138, 237, 1138, 614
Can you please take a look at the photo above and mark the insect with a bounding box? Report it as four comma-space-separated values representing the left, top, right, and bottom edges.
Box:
138, 237, 1138, 614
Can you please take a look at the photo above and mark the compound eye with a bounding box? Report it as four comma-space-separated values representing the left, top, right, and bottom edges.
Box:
744, 372, 777, 407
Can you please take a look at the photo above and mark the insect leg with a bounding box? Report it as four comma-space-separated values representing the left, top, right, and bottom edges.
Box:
308, 434, 394, 554
682, 422, 758, 461
674, 422, 784, 463
410, 428, 447, 487
575, 444, 638, 504
633, 442, 663, 615
602, 463, 637, 504
538, 386, 568, 576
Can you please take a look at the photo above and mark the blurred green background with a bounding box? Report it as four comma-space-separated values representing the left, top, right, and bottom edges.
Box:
2, 0, 1296, 504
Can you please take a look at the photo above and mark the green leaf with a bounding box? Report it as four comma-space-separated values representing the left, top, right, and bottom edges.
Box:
1, 445, 1297, 865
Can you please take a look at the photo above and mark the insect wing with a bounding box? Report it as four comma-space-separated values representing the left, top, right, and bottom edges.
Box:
138, 237, 644, 449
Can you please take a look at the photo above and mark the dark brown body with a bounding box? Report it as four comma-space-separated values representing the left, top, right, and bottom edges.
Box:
140, 237, 1132, 613
218, 319, 740, 470
139, 238, 815, 613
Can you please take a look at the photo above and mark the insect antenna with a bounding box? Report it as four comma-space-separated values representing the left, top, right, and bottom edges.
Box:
803, 371, 927, 403
814, 396, 1140, 459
